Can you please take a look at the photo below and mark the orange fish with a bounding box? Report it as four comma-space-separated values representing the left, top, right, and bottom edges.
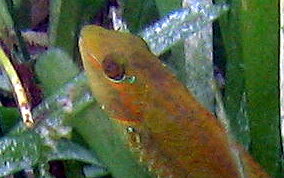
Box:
79, 25, 269, 177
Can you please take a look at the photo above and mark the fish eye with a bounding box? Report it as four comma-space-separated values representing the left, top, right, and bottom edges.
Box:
102, 56, 125, 81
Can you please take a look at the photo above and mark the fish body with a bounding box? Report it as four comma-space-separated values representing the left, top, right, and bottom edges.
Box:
79, 25, 269, 177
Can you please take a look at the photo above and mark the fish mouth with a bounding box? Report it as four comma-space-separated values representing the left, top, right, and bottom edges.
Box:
79, 36, 102, 68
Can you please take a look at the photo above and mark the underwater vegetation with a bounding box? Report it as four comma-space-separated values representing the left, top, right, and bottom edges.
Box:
0, 0, 281, 177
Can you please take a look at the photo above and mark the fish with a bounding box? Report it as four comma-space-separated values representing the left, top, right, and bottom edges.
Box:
79, 25, 269, 177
